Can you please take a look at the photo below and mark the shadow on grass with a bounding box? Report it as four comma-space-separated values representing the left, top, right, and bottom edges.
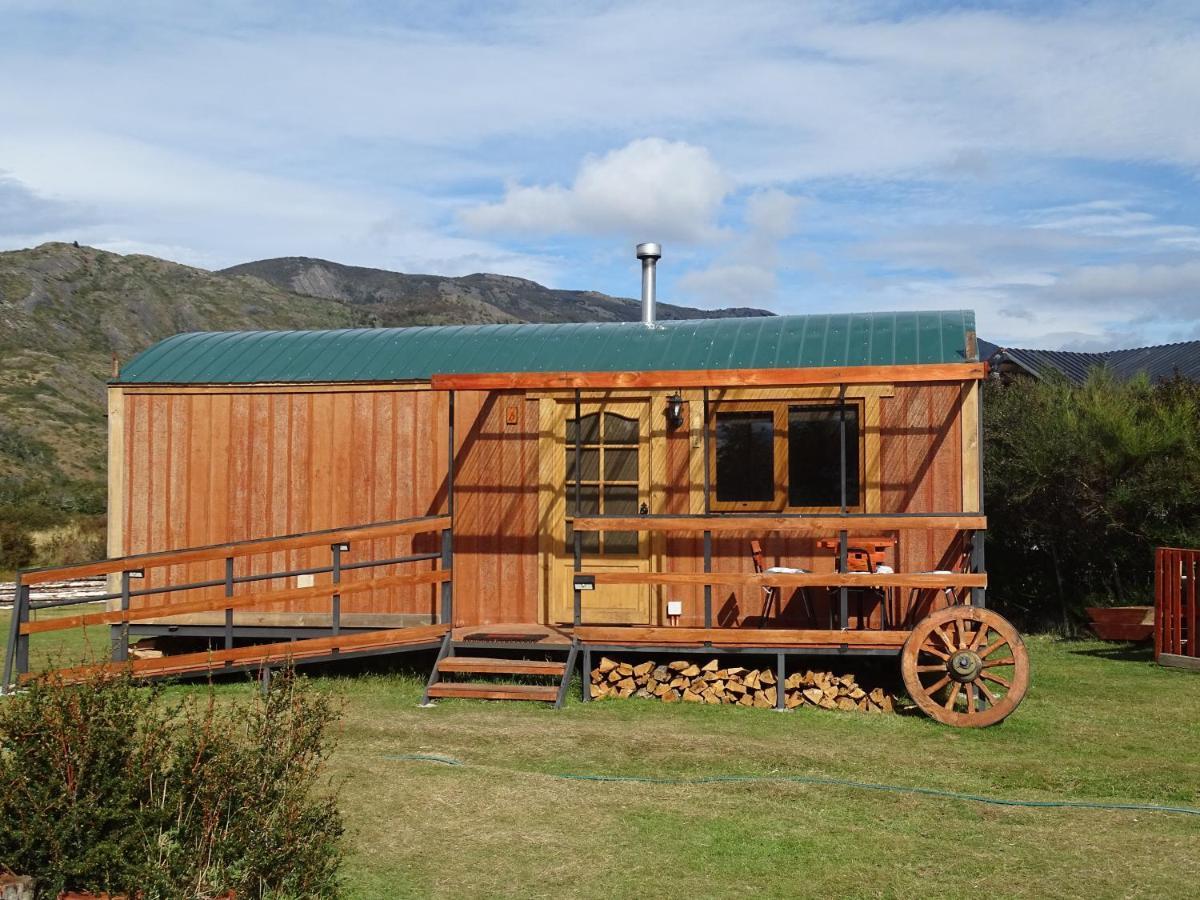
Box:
1066, 643, 1155, 663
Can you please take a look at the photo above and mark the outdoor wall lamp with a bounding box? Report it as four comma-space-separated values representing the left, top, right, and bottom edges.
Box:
665, 392, 685, 429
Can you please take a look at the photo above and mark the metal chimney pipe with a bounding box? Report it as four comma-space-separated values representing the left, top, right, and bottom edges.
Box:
636, 242, 661, 327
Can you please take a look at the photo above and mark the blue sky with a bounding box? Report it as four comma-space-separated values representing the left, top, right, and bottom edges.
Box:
1, 0, 1198, 348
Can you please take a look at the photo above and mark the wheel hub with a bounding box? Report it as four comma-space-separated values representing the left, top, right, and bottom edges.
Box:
948, 650, 983, 683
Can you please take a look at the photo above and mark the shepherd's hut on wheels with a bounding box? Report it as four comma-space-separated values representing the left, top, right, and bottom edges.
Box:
4, 243, 1029, 727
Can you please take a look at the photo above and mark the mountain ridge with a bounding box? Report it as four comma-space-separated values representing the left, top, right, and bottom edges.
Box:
0, 242, 769, 528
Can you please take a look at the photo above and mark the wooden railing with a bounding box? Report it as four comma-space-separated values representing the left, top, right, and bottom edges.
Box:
3, 515, 452, 691
1156, 547, 1197, 665
569, 513, 986, 629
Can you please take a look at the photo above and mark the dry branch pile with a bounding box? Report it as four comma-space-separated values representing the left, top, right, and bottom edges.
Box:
589, 657, 894, 713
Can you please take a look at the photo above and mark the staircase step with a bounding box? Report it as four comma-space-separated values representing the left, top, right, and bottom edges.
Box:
426, 682, 559, 702
438, 656, 566, 676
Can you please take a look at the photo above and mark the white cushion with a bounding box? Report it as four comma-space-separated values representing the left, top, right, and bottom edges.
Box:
847, 565, 894, 574
765, 566, 808, 574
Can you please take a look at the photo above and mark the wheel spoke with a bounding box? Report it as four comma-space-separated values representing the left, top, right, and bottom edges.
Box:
921, 643, 950, 661
981, 671, 1011, 688
979, 636, 1009, 659
932, 627, 956, 653
977, 680, 999, 705
944, 682, 961, 710
926, 674, 951, 694
916, 664, 946, 673
968, 624, 988, 651
967, 683, 977, 715
982, 657, 1015, 668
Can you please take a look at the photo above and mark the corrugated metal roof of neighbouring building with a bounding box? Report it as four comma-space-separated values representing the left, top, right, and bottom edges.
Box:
988, 340, 1200, 384
114, 311, 979, 385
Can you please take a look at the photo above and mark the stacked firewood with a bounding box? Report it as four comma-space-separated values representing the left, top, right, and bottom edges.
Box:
589, 657, 894, 713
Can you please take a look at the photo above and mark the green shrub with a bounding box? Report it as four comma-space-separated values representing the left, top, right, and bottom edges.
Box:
0, 670, 344, 899
984, 371, 1200, 630
0, 521, 35, 570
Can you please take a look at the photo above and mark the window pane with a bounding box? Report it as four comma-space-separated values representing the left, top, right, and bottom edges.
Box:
603, 484, 638, 515
567, 484, 599, 516
604, 448, 638, 482
565, 523, 600, 555
603, 413, 638, 444
566, 414, 600, 444
566, 448, 600, 481
715, 412, 774, 502
605, 531, 639, 555
788, 405, 860, 507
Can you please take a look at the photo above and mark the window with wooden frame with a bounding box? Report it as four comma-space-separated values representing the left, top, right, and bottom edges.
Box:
565, 412, 641, 556
709, 400, 864, 511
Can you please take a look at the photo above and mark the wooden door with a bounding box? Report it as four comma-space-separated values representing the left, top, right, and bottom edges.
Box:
547, 401, 652, 624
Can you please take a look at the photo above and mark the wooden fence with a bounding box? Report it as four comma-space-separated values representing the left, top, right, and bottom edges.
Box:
1155, 547, 1198, 669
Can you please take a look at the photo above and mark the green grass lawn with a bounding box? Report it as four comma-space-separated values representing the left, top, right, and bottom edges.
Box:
4, 618, 1198, 898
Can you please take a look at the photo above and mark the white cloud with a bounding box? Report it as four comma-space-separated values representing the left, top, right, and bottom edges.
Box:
460, 138, 730, 243
677, 187, 803, 307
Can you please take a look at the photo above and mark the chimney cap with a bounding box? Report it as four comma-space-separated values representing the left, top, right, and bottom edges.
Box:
636, 242, 662, 260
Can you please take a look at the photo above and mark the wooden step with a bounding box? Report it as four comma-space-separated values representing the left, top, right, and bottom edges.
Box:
426, 682, 559, 702
438, 656, 566, 676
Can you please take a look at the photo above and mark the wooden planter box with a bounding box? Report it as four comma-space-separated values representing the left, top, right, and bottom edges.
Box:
1086, 606, 1154, 642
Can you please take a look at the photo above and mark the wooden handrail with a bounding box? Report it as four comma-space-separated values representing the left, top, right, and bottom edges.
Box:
21, 570, 451, 635
580, 571, 986, 589
19, 515, 452, 585
574, 626, 909, 648
32, 624, 451, 684
571, 515, 985, 534
431, 362, 986, 391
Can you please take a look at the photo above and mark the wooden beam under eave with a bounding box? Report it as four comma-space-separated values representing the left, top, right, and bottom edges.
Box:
430, 362, 986, 391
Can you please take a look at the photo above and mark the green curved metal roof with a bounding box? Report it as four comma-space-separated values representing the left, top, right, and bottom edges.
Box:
115, 311, 977, 385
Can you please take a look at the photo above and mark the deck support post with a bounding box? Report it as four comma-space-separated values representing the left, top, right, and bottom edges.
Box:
581, 644, 592, 701
115, 570, 131, 663
702, 388, 712, 628
573, 388, 583, 628
972, 383, 986, 608
3, 577, 28, 691
330, 544, 343, 648
223, 556, 234, 665
838, 386, 849, 630
703, 530, 713, 628
444, 390, 455, 626
775, 651, 786, 710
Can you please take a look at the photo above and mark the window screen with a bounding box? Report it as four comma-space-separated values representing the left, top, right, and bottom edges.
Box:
788, 404, 859, 507
715, 412, 775, 503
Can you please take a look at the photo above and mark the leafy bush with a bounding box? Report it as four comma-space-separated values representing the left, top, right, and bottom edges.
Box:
0, 521, 35, 570
30, 517, 106, 569
0, 670, 344, 899
984, 371, 1200, 630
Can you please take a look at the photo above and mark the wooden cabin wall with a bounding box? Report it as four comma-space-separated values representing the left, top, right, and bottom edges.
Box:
654, 382, 970, 629
449, 391, 540, 626
112, 384, 545, 629
112, 386, 452, 626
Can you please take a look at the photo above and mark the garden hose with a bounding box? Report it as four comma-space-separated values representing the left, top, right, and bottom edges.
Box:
382, 754, 1200, 818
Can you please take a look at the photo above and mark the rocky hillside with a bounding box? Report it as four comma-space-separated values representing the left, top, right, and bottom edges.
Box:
220, 256, 769, 327
0, 243, 769, 528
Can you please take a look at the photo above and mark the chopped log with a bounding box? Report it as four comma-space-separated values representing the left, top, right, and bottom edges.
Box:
617, 662, 634, 676
703, 690, 721, 705
839, 674, 855, 687
744, 670, 761, 689
869, 687, 885, 703
802, 687, 824, 704
764, 686, 777, 706
652, 665, 670, 682
785, 691, 803, 709
701, 659, 720, 672
668, 660, 691, 671
818, 697, 837, 710
607, 669, 622, 683
669, 676, 688, 689
737, 693, 754, 707
617, 677, 636, 691
635, 688, 653, 699
849, 687, 866, 700
680, 664, 701, 677
752, 693, 772, 709
682, 688, 702, 703
822, 684, 838, 700
784, 673, 803, 689
837, 697, 856, 711
726, 680, 747, 695
598, 657, 618, 674
726, 666, 746, 677
760, 668, 776, 686
662, 689, 679, 703
633, 660, 655, 677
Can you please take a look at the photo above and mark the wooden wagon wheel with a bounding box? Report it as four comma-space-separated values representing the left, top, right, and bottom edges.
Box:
900, 606, 1029, 728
